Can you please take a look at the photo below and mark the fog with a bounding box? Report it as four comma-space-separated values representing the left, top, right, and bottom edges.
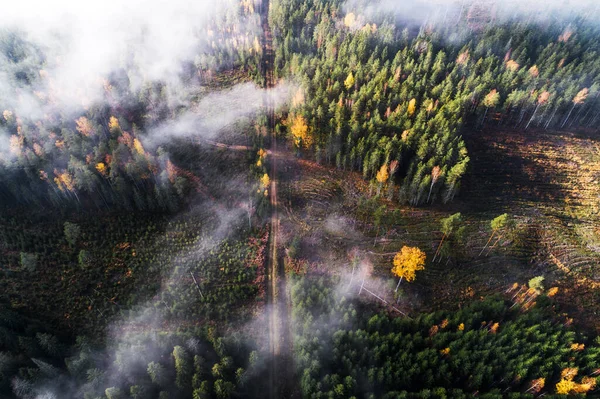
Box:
0, 1, 271, 396
0, 0, 272, 205
342, 0, 600, 28
145, 81, 296, 147
0, 0, 259, 114
4, 0, 596, 396
27, 202, 252, 398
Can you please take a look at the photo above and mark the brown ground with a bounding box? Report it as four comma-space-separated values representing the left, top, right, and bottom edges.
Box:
278, 127, 600, 333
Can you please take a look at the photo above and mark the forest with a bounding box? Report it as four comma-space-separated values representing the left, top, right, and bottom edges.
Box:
1, 0, 600, 397
291, 275, 600, 398
0, 1, 264, 211
271, 0, 600, 204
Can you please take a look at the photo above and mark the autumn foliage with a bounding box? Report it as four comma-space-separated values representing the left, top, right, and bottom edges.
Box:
407, 98, 416, 116
555, 368, 596, 394
289, 114, 312, 149
260, 173, 270, 189
376, 164, 388, 185
392, 246, 426, 282
75, 117, 94, 137
505, 59, 520, 72
483, 89, 500, 108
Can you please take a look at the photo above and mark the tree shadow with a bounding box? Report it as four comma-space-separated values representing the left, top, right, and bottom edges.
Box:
460, 128, 572, 213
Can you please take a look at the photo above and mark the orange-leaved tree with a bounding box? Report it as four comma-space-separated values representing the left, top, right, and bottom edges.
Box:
481, 89, 500, 126
562, 87, 589, 128
392, 246, 426, 292
525, 90, 551, 130
427, 165, 442, 203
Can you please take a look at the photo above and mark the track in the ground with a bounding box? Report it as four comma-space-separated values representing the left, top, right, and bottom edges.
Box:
260, 1, 296, 398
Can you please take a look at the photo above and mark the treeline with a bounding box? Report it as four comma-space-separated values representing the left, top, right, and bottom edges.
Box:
0, 304, 267, 399
291, 275, 600, 398
270, 0, 600, 205
0, 1, 264, 212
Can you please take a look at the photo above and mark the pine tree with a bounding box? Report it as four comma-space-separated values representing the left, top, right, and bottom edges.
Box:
173, 345, 192, 390
147, 361, 168, 387
433, 213, 464, 262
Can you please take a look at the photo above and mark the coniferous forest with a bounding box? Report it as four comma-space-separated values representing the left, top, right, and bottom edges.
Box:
0, 0, 599, 398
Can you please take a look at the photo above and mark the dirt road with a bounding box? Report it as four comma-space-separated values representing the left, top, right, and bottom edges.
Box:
259, 1, 295, 398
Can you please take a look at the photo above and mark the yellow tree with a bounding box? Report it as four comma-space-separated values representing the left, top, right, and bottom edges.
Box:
392, 246, 426, 292
9, 135, 23, 155
556, 379, 576, 395
344, 13, 357, 28
133, 138, 145, 155
506, 60, 520, 72
95, 162, 107, 176
260, 173, 270, 189
108, 116, 120, 132
375, 164, 388, 196
407, 98, 416, 116
528, 65, 539, 78
54, 170, 75, 192
483, 89, 500, 108
3, 110, 13, 123
259, 173, 270, 197
555, 368, 596, 395
289, 115, 312, 149
344, 72, 355, 90
75, 117, 94, 137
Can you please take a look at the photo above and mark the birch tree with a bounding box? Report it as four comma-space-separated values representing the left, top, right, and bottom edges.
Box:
392, 246, 426, 291
561, 88, 588, 128
525, 91, 550, 130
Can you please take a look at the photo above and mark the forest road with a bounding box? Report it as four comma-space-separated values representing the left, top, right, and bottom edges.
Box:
261, 1, 296, 398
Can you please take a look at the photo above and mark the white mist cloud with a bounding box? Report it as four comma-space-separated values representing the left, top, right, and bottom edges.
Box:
29, 203, 249, 398
0, 0, 261, 116
98, 205, 247, 391
145, 81, 296, 146
343, 0, 600, 28
0, 127, 12, 161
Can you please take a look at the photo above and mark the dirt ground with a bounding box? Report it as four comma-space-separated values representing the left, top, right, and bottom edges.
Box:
278, 127, 600, 333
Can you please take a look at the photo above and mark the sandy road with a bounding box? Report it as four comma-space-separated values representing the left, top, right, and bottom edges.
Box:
259, 1, 282, 398
260, 0, 298, 397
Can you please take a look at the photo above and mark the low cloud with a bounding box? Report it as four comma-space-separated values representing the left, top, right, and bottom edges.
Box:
144, 81, 296, 146
0, 0, 261, 118
342, 0, 600, 29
